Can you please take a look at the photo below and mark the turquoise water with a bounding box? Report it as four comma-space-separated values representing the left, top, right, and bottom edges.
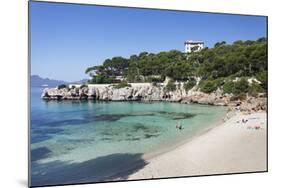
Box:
30, 87, 227, 186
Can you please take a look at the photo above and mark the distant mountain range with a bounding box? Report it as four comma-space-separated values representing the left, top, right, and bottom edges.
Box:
70, 79, 89, 85
31, 75, 67, 87
31, 75, 88, 87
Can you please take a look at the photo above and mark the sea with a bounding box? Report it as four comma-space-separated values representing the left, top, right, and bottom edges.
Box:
30, 87, 227, 186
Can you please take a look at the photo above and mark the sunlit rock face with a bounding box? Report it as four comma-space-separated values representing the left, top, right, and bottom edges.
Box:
41, 84, 267, 111
41, 84, 228, 104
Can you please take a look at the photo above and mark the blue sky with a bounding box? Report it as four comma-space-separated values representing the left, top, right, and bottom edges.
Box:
30, 1, 267, 81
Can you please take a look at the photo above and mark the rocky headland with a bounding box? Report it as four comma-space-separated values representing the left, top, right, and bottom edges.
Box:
41, 83, 267, 113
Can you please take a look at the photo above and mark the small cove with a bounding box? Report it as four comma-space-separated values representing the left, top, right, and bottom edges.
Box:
30, 87, 227, 186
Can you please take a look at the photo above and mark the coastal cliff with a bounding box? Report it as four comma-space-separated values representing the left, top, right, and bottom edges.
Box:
41, 83, 182, 102
41, 83, 267, 112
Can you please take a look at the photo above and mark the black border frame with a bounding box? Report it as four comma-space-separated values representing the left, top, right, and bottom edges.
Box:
28, 1, 268, 187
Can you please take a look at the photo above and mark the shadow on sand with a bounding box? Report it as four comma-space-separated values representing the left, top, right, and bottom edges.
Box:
31, 153, 148, 187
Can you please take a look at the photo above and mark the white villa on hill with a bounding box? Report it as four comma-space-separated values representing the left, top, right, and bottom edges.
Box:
184, 40, 204, 53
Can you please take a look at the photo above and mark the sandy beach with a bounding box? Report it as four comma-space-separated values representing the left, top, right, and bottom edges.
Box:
128, 112, 267, 180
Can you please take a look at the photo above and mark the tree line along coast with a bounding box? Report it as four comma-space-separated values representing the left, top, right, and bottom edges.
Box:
42, 38, 267, 112
84, 37, 267, 97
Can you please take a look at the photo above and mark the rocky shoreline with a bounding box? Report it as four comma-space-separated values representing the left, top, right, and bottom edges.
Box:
41, 84, 267, 112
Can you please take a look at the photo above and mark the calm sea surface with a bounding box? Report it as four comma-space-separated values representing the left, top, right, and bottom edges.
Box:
30, 87, 227, 186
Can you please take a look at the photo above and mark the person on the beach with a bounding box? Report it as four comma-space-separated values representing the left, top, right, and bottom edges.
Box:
235, 102, 241, 111
176, 121, 183, 130
242, 118, 248, 123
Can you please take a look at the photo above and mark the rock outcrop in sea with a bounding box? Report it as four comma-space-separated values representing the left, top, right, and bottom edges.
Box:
41, 83, 267, 112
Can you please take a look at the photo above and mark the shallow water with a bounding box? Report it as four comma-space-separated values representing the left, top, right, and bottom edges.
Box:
30, 87, 227, 186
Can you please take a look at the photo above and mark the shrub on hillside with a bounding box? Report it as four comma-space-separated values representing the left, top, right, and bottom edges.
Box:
183, 79, 196, 91
113, 81, 132, 89
223, 77, 250, 95
57, 84, 67, 90
232, 77, 249, 95
248, 80, 264, 96
213, 77, 225, 87
256, 71, 267, 90
165, 80, 177, 92
222, 80, 235, 94
88, 75, 115, 84
145, 76, 165, 83
199, 80, 217, 93
79, 84, 88, 89
152, 82, 158, 87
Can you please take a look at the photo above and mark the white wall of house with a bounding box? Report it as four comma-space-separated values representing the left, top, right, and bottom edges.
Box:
184, 41, 204, 53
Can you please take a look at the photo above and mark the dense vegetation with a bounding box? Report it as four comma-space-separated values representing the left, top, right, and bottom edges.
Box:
112, 81, 132, 89
85, 38, 267, 95
57, 84, 67, 89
